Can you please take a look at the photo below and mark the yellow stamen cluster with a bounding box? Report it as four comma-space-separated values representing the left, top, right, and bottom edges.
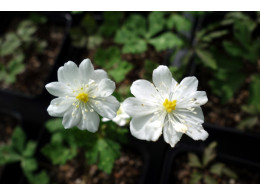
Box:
163, 98, 177, 113
116, 108, 122, 115
76, 92, 89, 103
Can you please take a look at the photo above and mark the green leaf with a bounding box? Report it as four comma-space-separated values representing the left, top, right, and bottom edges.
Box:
80, 14, 97, 35
124, 14, 146, 37
45, 119, 64, 133
148, 12, 165, 37
237, 116, 258, 130
86, 138, 121, 174
196, 49, 217, 70
241, 105, 259, 115
122, 39, 147, 54
167, 14, 192, 32
149, 32, 183, 51
23, 141, 37, 157
28, 13, 47, 24
189, 171, 202, 184
210, 163, 225, 176
25, 170, 50, 184
0, 145, 21, 164
63, 128, 97, 148
0, 33, 21, 56
114, 27, 138, 45
202, 142, 217, 166
222, 167, 238, 179
99, 12, 123, 38
94, 47, 121, 69
114, 14, 147, 54
36, 40, 47, 53
17, 20, 37, 42
11, 126, 26, 153
248, 74, 260, 111
108, 61, 133, 82
233, 20, 253, 49
41, 143, 77, 165
187, 153, 202, 168
21, 158, 38, 172
222, 41, 244, 57
202, 30, 228, 42
204, 175, 218, 184
87, 35, 103, 50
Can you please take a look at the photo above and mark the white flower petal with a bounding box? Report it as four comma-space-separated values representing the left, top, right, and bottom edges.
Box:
58, 61, 79, 87
102, 117, 110, 122
45, 82, 72, 97
177, 107, 204, 124
96, 78, 115, 97
91, 96, 120, 119
152, 65, 173, 95
47, 97, 73, 117
62, 107, 82, 129
77, 111, 100, 132
163, 120, 183, 147
186, 122, 208, 141
190, 91, 208, 106
178, 76, 198, 97
79, 59, 94, 83
92, 69, 108, 83
130, 79, 158, 100
122, 97, 158, 118
130, 114, 163, 141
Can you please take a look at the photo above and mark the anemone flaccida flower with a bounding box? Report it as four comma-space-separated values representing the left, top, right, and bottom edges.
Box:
45, 59, 120, 132
123, 65, 208, 147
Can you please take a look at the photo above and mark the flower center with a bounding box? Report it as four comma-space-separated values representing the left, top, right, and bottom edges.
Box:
163, 98, 177, 113
76, 92, 89, 103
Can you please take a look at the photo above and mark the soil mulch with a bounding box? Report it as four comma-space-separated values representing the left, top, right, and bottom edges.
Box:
47, 149, 143, 184
171, 153, 260, 184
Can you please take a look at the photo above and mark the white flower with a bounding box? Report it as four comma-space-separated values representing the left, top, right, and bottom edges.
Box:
45, 59, 120, 132
102, 104, 130, 126
122, 65, 208, 147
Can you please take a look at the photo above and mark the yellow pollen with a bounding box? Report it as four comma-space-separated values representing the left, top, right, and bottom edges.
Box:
163, 98, 177, 113
76, 92, 89, 103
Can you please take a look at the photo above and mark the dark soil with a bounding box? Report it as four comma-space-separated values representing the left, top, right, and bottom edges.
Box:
171, 153, 260, 184
48, 149, 143, 184
0, 112, 19, 176
198, 60, 260, 134
0, 17, 65, 96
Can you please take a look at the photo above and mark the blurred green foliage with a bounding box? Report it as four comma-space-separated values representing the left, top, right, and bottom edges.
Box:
0, 13, 47, 84
0, 126, 49, 184
42, 117, 128, 175
93, 46, 133, 82
191, 12, 260, 104
187, 142, 237, 184
115, 12, 186, 53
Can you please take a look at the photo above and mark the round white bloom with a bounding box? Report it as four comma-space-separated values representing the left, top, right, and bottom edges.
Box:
122, 65, 208, 147
45, 59, 120, 132
102, 104, 130, 126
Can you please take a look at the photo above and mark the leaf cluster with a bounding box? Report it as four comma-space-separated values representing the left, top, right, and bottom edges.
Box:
192, 12, 260, 103
115, 12, 186, 54
94, 46, 133, 83
42, 118, 128, 175
0, 126, 49, 184
238, 74, 260, 130
187, 142, 238, 184
0, 15, 47, 84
